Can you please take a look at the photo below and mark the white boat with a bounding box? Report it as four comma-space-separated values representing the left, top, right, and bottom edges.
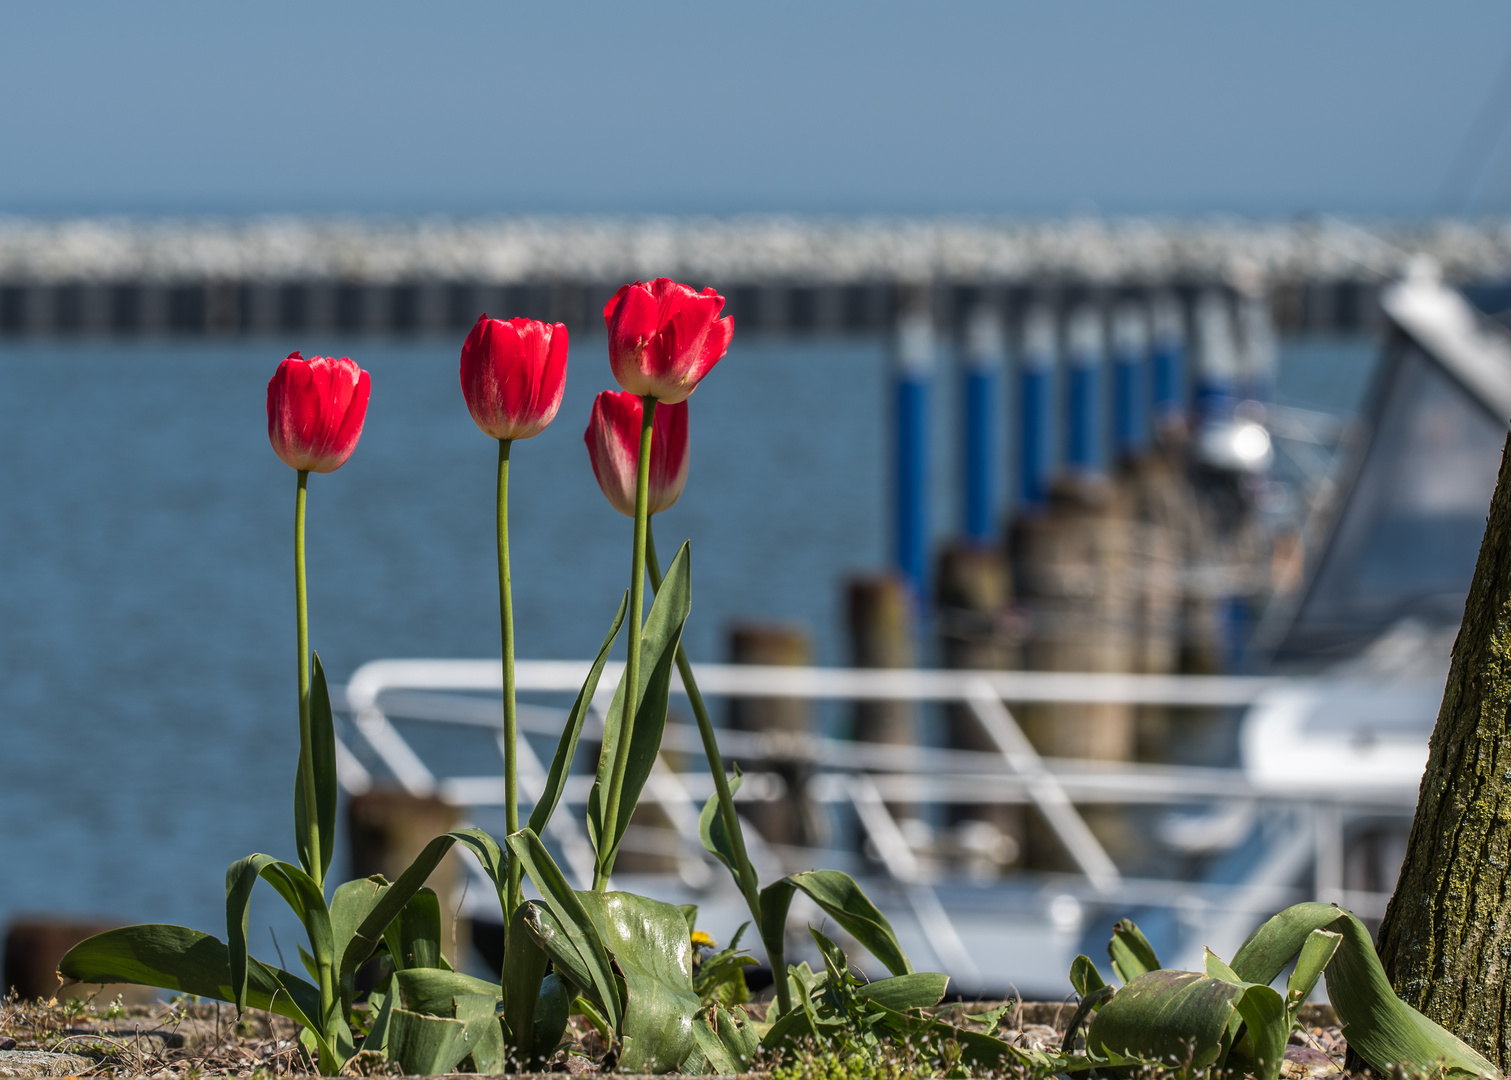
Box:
329, 266, 1510, 997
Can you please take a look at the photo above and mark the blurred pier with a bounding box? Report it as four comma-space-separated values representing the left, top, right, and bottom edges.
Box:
4, 215, 1511, 338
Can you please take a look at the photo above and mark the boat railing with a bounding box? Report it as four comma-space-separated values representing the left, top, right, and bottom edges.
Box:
327, 659, 1425, 987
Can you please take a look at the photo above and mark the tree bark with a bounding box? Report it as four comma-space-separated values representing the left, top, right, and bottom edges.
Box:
1373, 429, 1511, 1068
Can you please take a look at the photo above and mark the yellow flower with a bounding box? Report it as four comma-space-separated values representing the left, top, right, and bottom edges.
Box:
690, 929, 717, 950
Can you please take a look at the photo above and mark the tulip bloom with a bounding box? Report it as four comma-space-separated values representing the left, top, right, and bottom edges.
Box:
266, 352, 371, 473
603, 278, 733, 404
459, 315, 569, 441
584, 390, 689, 518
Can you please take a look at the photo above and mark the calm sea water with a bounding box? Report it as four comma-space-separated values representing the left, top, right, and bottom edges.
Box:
0, 332, 1373, 950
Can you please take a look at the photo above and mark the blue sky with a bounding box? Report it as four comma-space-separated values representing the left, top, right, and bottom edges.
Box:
4, 2, 1510, 217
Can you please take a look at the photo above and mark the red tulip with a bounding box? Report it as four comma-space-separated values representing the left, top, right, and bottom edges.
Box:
603, 278, 733, 404
584, 390, 689, 517
460, 315, 569, 441
266, 352, 370, 473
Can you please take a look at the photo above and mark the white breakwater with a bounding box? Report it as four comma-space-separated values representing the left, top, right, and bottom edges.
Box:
4, 215, 1511, 285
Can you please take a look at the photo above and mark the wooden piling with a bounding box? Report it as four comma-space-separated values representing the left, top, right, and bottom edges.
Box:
936, 542, 1025, 874
846, 575, 917, 836
727, 623, 822, 848
1011, 478, 1144, 871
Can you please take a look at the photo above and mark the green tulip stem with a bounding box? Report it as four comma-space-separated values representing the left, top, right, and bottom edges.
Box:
497, 438, 523, 920
645, 523, 790, 1013
596, 395, 657, 890
294, 469, 322, 892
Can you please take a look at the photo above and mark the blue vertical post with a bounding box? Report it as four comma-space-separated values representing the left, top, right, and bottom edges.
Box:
1150, 292, 1187, 426
1017, 303, 1056, 511
962, 304, 1004, 542
1111, 300, 1150, 461
1065, 303, 1104, 474
894, 306, 933, 602
1194, 289, 1239, 426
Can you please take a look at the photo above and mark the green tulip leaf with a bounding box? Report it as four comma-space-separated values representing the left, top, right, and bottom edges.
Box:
1230, 982, 1289, 1080
364, 986, 395, 1056
1086, 969, 1240, 1070
294, 653, 339, 884
58, 924, 321, 1029
576, 890, 701, 1074
502, 900, 553, 1069
328, 876, 386, 1011
226, 855, 332, 1017
531, 974, 573, 1067
505, 828, 622, 1034
527, 592, 627, 838
587, 542, 691, 880
698, 766, 743, 875
1230, 903, 1500, 1080
1070, 954, 1108, 1003
393, 968, 499, 1017
761, 869, 913, 978
386, 1008, 471, 1076
1287, 928, 1342, 1008
454, 992, 507, 1074
449, 826, 509, 912
1108, 918, 1161, 984
336, 832, 473, 992
393, 886, 444, 972
1061, 983, 1114, 1054
516, 900, 595, 1002
716, 1005, 761, 1071
690, 1013, 738, 1075
853, 972, 950, 1012
693, 1005, 760, 1074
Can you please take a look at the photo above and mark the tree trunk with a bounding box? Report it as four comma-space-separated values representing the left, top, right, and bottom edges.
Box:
1373, 430, 1511, 1068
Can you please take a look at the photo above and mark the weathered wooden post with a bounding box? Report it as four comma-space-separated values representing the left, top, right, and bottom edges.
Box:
846, 574, 917, 837
727, 623, 822, 848
1371, 430, 1511, 1068
4, 919, 121, 1001
936, 542, 1024, 874
1012, 444, 1145, 871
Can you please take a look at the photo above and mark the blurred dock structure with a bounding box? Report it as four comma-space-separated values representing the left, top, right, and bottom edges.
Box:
5, 214, 1511, 337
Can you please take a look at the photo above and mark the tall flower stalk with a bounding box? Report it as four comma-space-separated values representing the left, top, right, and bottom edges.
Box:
460, 315, 569, 919
595, 395, 657, 889
293, 469, 319, 886
496, 437, 520, 911
645, 523, 787, 1010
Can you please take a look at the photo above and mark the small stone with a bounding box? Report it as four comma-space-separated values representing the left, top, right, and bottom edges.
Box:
0, 1050, 96, 1078
1017, 1023, 1060, 1050
1281, 1044, 1342, 1078
0, 1042, 13, 1052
